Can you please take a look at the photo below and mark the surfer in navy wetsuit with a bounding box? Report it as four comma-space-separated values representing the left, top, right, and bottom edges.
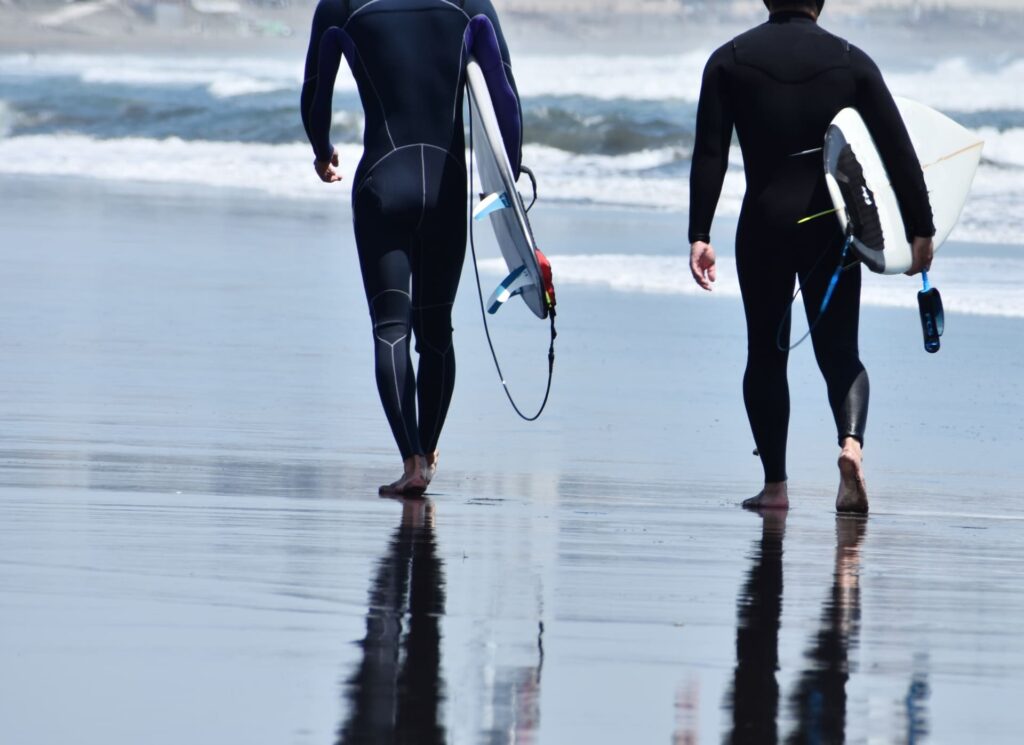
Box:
688, 0, 935, 513
301, 0, 522, 495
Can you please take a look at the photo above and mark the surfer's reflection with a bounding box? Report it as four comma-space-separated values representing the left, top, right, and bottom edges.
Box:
727, 510, 786, 744
786, 517, 866, 744
338, 499, 446, 745
726, 515, 867, 744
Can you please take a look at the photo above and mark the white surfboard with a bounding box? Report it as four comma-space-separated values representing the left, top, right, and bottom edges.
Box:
824, 97, 983, 275
465, 57, 551, 319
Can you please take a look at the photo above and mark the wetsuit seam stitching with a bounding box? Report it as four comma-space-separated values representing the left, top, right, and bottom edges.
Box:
439, 0, 470, 20
356, 144, 461, 192
376, 333, 407, 349
388, 342, 407, 450
346, 1, 468, 26
733, 60, 849, 85
370, 288, 412, 305
417, 145, 427, 231
342, 0, 381, 29
347, 39, 397, 149
452, 24, 468, 125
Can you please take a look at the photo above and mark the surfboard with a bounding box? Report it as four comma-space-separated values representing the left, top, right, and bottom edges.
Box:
823, 97, 983, 275
465, 57, 552, 319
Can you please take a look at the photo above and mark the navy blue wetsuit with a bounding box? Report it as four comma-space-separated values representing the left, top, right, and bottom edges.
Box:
301, 0, 521, 460
689, 10, 934, 483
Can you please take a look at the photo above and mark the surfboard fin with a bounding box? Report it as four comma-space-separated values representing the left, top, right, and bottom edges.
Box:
487, 265, 534, 314
473, 191, 511, 221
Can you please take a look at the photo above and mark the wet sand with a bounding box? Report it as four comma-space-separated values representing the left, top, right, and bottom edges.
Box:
1, 177, 1023, 742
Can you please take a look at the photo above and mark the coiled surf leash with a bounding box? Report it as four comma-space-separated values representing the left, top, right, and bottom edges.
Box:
776, 230, 857, 352
790, 209, 945, 354
467, 101, 556, 422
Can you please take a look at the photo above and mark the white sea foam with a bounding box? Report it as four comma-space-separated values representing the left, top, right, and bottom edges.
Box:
0, 51, 706, 102
3, 51, 1022, 111
0, 53, 309, 98
0, 134, 356, 200
520, 143, 1022, 246
886, 58, 1024, 114
0, 134, 1018, 243
512, 52, 709, 101
0, 132, 1018, 314
521, 53, 1024, 112
978, 127, 1024, 168
479, 254, 1024, 318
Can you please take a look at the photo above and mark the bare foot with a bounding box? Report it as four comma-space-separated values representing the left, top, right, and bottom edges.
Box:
836, 439, 869, 514
742, 481, 789, 510
379, 455, 428, 497
425, 449, 440, 485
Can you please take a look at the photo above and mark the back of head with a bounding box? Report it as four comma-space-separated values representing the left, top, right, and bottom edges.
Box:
763, 0, 825, 12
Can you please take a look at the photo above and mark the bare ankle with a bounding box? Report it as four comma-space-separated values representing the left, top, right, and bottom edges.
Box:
742, 481, 789, 510
840, 438, 863, 458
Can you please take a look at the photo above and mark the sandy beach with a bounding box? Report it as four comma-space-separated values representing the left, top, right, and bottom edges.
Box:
1, 177, 1023, 742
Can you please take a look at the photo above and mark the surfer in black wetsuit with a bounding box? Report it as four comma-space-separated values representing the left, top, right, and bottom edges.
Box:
301, 0, 522, 495
688, 0, 935, 513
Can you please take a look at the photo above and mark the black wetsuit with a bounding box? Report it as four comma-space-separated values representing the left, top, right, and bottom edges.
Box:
689, 10, 934, 483
301, 0, 521, 460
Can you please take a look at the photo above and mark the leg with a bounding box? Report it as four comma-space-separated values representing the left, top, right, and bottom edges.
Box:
799, 229, 870, 513
736, 224, 798, 508
353, 194, 427, 495
411, 154, 467, 481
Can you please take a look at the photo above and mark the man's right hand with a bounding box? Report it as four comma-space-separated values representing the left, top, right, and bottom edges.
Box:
906, 236, 934, 276
690, 241, 717, 291
314, 147, 342, 183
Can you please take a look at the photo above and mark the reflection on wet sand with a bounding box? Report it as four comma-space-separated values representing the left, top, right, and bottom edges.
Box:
338, 499, 446, 745
727, 515, 887, 743
728, 511, 786, 744
786, 517, 866, 744
337, 498, 546, 744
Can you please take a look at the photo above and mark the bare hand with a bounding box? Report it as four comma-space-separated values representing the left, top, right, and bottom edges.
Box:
905, 236, 934, 276
314, 147, 342, 183
690, 241, 717, 291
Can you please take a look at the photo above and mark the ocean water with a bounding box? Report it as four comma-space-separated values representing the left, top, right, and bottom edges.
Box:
1, 47, 1022, 313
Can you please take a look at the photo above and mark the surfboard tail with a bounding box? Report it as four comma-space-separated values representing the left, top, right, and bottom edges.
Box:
535, 248, 556, 310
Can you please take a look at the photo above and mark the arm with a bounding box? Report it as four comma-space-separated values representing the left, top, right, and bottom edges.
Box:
300, 0, 348, 175
688, 45, 734, 289
465, 0, 522, 177
851, 46, 935, 243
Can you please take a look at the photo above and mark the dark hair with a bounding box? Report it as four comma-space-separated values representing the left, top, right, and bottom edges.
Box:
763, 0, 825, 11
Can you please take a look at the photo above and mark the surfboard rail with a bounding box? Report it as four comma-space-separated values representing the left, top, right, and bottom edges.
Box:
824, 97, 983, 275
465, 57, 551, 318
